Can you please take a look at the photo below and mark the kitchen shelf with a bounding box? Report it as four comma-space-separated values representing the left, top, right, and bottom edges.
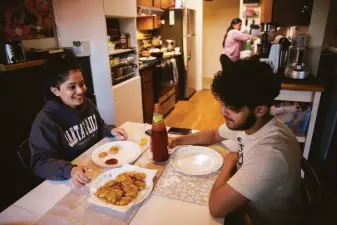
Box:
112, 72, 136, 85
110, 60, 135, 68
109, 48, 136, 56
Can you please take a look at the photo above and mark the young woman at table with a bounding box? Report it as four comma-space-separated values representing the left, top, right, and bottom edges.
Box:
220, 18, 253, 70
169, 59, 303, 225
29, 51, 127, 187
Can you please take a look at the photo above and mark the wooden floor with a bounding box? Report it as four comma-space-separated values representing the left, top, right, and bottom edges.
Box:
165, 90, 225, 130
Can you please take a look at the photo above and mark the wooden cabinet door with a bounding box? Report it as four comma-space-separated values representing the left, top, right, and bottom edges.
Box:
260, 0, 273, 23
137, 0, 153, 6
154, 0, 161, 8
137, 17, 154, 30
104, 0, 137, 18
160, 0, 174, 9
153, 16, 161, 29
141, 69, 153, 84
272, 0, 313, 26
142, 81, 154, 124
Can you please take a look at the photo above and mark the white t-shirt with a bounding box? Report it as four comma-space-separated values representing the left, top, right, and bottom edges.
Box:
218, 117, 303, 225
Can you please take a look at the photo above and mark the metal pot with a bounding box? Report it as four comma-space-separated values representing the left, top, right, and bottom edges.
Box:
115, 67, 123, 78
123, 66, 134, 76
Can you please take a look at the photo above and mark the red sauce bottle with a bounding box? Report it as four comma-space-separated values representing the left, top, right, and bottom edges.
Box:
151, 104, 169, 162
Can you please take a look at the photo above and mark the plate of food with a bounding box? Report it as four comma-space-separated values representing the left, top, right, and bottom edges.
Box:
170, 146, 223, 176
92, 141, 142, 168
88, 164, 157, 212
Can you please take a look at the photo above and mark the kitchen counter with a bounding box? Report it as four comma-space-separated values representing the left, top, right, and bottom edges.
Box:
281, 76, 324, 92
0, 60, 46, 72
139, 54, 183, 71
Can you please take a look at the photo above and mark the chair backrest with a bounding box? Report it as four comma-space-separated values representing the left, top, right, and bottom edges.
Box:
16, 139, 32, 174
300, 156, 322, 212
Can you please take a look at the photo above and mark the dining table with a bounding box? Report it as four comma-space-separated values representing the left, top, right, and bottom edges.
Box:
0, 122, 229, 225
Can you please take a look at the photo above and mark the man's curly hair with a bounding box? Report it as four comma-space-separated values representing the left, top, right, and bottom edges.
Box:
211, 58, 281, 110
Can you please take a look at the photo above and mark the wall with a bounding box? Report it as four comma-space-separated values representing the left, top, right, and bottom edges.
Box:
323, 0, 337, 47
52, 0, 116, 124
203, 0, 240, 77
185, 0, 203, 90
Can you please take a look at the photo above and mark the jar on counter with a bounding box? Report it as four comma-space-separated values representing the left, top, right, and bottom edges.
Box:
120, 33, 130, 49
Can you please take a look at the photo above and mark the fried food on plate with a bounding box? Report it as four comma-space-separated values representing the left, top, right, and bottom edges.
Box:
134, 172, 146, 181
134, 180, 146, 190
115, 173, 127, 182
95, 172, 147, 206
109, 146, 120, 154
106, 189, 123, 204
99, 151, 108, 158
140, 138, 148, 146
117, 197, 133, 206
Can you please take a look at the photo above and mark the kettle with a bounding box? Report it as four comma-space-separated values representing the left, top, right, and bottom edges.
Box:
166, 40, 175, 51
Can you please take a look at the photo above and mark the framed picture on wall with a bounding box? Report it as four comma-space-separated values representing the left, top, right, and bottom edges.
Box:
1, 0, 55, 41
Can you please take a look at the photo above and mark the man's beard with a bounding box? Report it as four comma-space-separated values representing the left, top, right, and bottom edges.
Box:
229, 111, 257, 131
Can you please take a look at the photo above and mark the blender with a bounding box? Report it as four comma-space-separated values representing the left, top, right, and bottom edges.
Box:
285, 34, 310, 79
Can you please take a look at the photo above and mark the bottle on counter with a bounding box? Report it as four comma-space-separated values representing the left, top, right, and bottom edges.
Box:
151, 103, 169, 162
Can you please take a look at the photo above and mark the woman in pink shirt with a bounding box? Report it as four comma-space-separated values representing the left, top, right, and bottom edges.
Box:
220, 18, 252, 70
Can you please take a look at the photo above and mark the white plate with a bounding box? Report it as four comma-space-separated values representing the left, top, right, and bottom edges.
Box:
170, 146, 223, 176
88, 164, 157, 212
92, 141, 141, 168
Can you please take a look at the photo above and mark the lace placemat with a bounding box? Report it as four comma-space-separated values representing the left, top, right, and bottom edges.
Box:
152, 164, 219, 206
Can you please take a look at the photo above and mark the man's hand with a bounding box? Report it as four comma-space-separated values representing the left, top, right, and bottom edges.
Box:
71, 166, 91, 188
168, 137, 181, 149
111, 128, 128, 141
209, 152, 248, 217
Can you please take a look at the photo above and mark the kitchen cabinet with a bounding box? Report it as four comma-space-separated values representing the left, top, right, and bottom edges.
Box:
137, 0, 152, 6
154, 0, 161, 8
272, 0, 313, 26
160, 0, 175, 9
260, 0, 314, 26
141, 68, 155, 124
104, 0, 137, 18
137, 16, 161, 30
113, 77, 144, 126
153, 16, 161, 29
260, 0, 273, 23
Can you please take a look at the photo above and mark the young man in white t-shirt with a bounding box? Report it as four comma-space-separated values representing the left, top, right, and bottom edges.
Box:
169, 59, 303, 225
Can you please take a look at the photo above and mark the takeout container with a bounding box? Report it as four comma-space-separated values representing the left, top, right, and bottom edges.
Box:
88, 164, 157, 212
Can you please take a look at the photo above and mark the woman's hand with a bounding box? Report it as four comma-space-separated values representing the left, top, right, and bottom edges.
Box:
111, 128, 128, 141
71, 165, 91, 188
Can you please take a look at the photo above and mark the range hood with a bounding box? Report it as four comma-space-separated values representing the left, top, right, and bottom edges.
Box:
137, 5, 164, 16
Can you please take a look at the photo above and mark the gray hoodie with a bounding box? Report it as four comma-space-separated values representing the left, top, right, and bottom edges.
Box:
29, 98, 115, 180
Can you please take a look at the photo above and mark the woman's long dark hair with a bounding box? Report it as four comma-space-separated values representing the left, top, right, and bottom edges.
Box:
222, 18, 242, 47
44, 50, 81, 100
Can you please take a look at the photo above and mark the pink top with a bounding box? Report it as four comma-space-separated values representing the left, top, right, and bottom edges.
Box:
222, 29, 252, 62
